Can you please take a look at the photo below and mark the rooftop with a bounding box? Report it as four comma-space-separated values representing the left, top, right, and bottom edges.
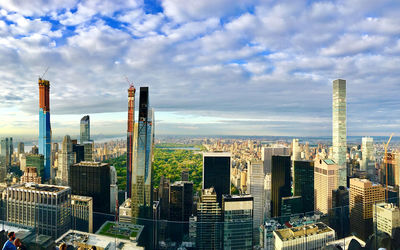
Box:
71, 195, 93, 202
323, 159, 336, 165
73, 162, 109, 167
203, 152, 231, 157
274, 222, 334, 241
96, 221, 144, 242
9, 183, 70, 193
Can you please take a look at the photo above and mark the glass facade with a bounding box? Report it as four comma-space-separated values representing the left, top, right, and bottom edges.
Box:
203, 153, 231, 205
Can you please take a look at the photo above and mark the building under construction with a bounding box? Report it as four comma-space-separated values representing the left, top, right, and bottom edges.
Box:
127, 85, 136, 198
38, 78, 51, 181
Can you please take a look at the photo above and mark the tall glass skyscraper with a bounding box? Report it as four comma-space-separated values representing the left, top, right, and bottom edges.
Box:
332, 79, 347, 187
38, 78, 51, 181
132, 87, 154, 220
126, 85, 136, 198
80, 115, 90, 143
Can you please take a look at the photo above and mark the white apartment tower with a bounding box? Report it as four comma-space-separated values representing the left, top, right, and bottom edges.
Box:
361, 137, 374, 173
332, 79, 347, 187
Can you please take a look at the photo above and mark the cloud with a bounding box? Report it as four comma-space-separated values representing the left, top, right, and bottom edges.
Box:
1, 0, 400, 136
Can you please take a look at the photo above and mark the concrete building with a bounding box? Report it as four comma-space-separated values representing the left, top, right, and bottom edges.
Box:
20, 167, 41, 184
291, 139, 301, 161
196, 188, 222, 250
361, 137, 374, 174
373, 202, 400, 237
332, 79, 347, 187
314, 158, 339, 214
126, 85, 136, 198
247, 160, 264, 239
222, 194, 253, 250
119, 198, 132, 223
273, 222, 335, 250
349, 178, 385, 241
5, 183, 71, 239
264, 174, 271, 218
71, 195, 93, 233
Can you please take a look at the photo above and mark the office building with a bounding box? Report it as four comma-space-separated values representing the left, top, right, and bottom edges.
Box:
80, 115, 90, 144
381, 152, 397, 187
0, 137, 13, 168
56, 135, 75, 186
181, 169, 189, 181
20, 167, 41, 184
110, 166, 118, 213
271, 155, 291, 217
330, 186, 350, 238
169, 181, 193, 242
373, 202, 400, 237
349, 178, 385, 241
273, 222, 335, 250
332, 79, 347, 187
26, 154, 44, 180
69, 162, 111, 214
261, 146, 290, 174
132, 87, 154, 220
293, 160, 314, 213
248, 160, 264, 241
361, 137, 374, 174
158, 176, 170, 219
17, 142, 24, 155
5, 183, 71, 239
38, 78, 52, 181
119, 198, 132, 223
292, 139, 301, 161
0, 155, 6, 182
127, 85, 136, 198
31, 145, 39, 155
196, 188, 222, 250
83, 142, 93, 162
222, 194, 253, 250
264, 174, 271, 218
280, 196, 303, 222
314, 158, 339, 214
71, 195, 93, 233
203, 152, 231, 205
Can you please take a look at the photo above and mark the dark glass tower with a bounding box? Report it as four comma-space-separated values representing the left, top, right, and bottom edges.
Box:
80, 115, 90, 144
271, 155, 291, 218
202, 152, 231, 205
293, 160, 314, 213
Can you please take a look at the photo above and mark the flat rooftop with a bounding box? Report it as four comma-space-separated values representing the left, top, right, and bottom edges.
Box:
71, 195, 93, 202
73, 161, 109, 167
56, 230, 143, 250
203, 152, 231, 157
274, 222, 333, 241
9, 183, 70, 193
96, 221, 144, 242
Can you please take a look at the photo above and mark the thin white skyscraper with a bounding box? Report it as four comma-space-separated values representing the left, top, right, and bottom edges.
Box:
332, 79, 347, 187
361, 137, 374, 174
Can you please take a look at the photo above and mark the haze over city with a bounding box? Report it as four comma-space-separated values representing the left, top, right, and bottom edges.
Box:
1, 0, 400, 137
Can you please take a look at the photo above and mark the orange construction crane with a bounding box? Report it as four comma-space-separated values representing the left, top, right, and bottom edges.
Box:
384, 133, 394, 202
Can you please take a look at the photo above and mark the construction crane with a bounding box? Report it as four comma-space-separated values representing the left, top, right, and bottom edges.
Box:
384, 133, 394, 202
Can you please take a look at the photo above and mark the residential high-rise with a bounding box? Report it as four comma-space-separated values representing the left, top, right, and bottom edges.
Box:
80, 115, 90, 143
293, 160, 314, 213
264, 174, 271, 218
38, 78, 52, 181
69, 162, 111, 214
5, 183, 71, 239
291, 139, 301, 161
332, 79, 347, 187
20, 167, 42, 184
349, 178, 385, 241
202, 152, 231, 205
222, 194, 253, 250
71, 195, 93, 233
273, 222, 335, 250
270, 155, 291, 218
17, 142, 24, 155
56, 135, 75, 186
314, 158, 339, 214
361, 137, 374, 173
248, 160, 264, 241
126, 85, 136, 198
132, 87, 155, 220
373, 202, 400, 237
0, 137, 13, 168
196, 188, 222, 250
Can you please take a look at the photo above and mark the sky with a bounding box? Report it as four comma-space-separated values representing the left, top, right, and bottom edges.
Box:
1, 0, 400, 138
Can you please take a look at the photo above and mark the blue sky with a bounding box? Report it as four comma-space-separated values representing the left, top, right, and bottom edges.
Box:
1, 0, 400, 137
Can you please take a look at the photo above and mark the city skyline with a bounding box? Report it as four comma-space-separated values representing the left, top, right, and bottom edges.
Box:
2, 1, 400, 137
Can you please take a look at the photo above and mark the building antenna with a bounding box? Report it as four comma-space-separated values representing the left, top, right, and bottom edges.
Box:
40, 66, 50, 79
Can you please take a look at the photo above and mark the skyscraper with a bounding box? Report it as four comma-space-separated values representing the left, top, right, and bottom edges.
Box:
17, 142, 24, 155
332, 79, 347, 187
0, 137, 13, 168
331, 186, 350, 238
132, 87, 154, 220
38, 78, 52, 181
373, 202, 400, 237
248, 160, 264, 241
126, 85, 136, 198
261, 146, 290, 174
349, 178, 385, 241
203, 152, 231, 205
26, 154, 45, 180
80, 115, 90, 144
314, 158, 339, 214
222, 194, 253, 250
293, 160, 314, 213
71, 195, 94, 233
56, 135, 75, 186
270, 155, 291, 218
361, 137, 374, 173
